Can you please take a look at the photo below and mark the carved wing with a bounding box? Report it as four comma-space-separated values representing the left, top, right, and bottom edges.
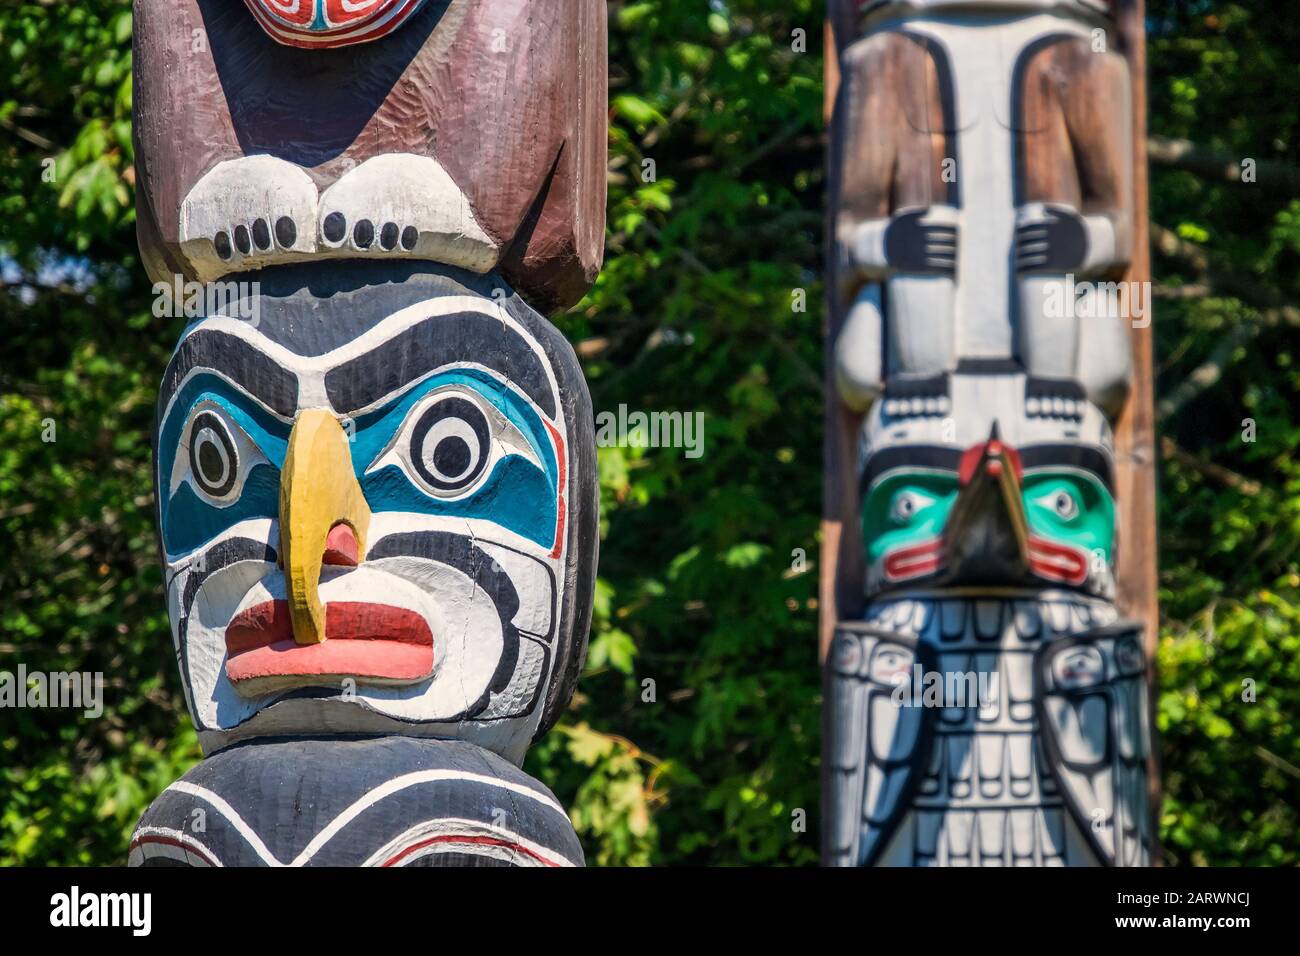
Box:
824, 623, 934, 866
1036, 623, 1153, 866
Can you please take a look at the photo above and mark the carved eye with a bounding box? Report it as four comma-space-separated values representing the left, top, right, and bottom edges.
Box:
889, 490, 931, 524
869, 645, 915, 684
171, 403, 267, 505
1053, 646, 1105, 690
367, 387, 544, 501
410, 395, 491, 495
1035, 488, 1080, 521
191, 412, 238, 497
1053, 491, 1079, 520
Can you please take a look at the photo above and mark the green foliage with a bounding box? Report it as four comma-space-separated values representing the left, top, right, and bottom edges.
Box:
0, 0, 1295, 866
1148, 0, 1300, 866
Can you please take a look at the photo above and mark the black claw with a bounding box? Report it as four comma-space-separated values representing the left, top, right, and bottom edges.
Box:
380, 222, 399, 251
275, 216, 297, 249
400, 226, 418, 251
252, 218, 271, 250
323, 212, 347, 244
214, 231, 232, 260
233, 224, 251, 255
353, 219, 375, 249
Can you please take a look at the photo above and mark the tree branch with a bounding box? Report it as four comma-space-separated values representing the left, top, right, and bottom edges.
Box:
1149, 135, 1300, 194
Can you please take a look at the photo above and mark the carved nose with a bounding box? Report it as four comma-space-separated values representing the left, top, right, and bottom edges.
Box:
323, 521, 360, 567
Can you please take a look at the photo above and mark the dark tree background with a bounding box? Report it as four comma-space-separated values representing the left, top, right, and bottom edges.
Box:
1, 1, 1295, 865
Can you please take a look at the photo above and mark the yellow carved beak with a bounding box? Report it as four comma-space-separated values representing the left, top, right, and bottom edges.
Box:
279, 410, 371, 645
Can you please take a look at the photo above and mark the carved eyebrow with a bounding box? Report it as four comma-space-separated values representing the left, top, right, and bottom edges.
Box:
861, 446, 963, 494
159, 330, 298, 420
324, 312, 556, 418
1019, 445, 1115, 492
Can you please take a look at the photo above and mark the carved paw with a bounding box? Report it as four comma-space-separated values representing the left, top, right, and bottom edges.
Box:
317, 154, 498, 272
1015, 203, 1088, 274
180, 155, 318, 282
883, 206, 958, 276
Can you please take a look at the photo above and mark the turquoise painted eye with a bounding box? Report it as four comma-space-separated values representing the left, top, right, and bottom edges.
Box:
1022, 471, 1115, 563
890, 489, 935, 524
365, 387, 542, 502
862, 472, 959, 565
169, 400, 271, 507
1034, 488, 1080, 521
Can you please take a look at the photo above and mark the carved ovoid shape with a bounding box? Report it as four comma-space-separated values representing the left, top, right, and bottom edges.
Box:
243, 0, 429, 48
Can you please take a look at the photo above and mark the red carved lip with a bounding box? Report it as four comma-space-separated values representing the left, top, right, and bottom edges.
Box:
1027, 535, 1089, 585
883, 539, 944, 582
225, 599, 433, 685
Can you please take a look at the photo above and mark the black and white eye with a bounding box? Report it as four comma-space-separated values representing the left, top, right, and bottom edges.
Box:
170, 402, 267, 505
367, 388, 542, 501
190, 411, 238, 497
411, 396, 491, 494
1052, 491, 1079, 520
889, 490, 932, 524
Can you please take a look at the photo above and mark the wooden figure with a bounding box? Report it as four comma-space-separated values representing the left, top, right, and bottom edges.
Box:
824, 0, 1154, 866
130, 1, 606, 867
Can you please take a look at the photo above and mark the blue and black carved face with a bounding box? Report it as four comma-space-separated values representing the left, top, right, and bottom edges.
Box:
153, 264, 596, 762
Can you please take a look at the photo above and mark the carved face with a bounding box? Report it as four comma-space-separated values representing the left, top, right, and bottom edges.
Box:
860, 439, 1116, 596
153, 267, 596, 762
243, 0, 431, 47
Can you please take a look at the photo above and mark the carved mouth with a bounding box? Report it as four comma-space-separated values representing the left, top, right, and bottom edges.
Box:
225, 599, 434, 689
1027, 535, 1089, 586
883, 539, 944, 582
244, 0, 429, 49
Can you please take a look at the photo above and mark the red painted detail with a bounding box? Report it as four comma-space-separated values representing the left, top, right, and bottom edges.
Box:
545, 418, 566, 560
1027, 535, 1089, 586
323, 522, 360, 567
243, 0, 426, 49
253, 0, 313, 26
882, 538, 944, 582
324, 0, 395, 26
129, 834, 220, 868
225, 600, 434, 683
381, 834, 560, 868
958, 438, 1023, 487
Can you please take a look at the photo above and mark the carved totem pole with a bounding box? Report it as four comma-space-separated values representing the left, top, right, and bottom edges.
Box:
824, 0, 1155, 866
129, 0, 606, 867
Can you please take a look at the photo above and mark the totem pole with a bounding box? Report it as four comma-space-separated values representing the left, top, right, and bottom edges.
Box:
128, 0, 606, 867
823, 0, 1155, 866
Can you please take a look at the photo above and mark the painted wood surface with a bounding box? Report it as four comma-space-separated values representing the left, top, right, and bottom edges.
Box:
822, 0, 1155, 867
131, 2, 607, 867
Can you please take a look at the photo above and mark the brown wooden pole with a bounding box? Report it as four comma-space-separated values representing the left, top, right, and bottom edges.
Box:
821, 1, 1159, 867
820, 15, 854, 665
1113, 0, 1163, 860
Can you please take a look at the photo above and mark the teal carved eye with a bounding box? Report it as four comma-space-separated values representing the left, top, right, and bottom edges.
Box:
889, 489, 935, 524
1022, 472, 1114, 563
862, 472, 959, 565
1032, 487, 1080, 522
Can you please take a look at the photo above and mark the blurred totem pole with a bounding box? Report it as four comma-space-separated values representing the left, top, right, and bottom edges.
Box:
822, 0, 1157, 866
129, 1, 606, 867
